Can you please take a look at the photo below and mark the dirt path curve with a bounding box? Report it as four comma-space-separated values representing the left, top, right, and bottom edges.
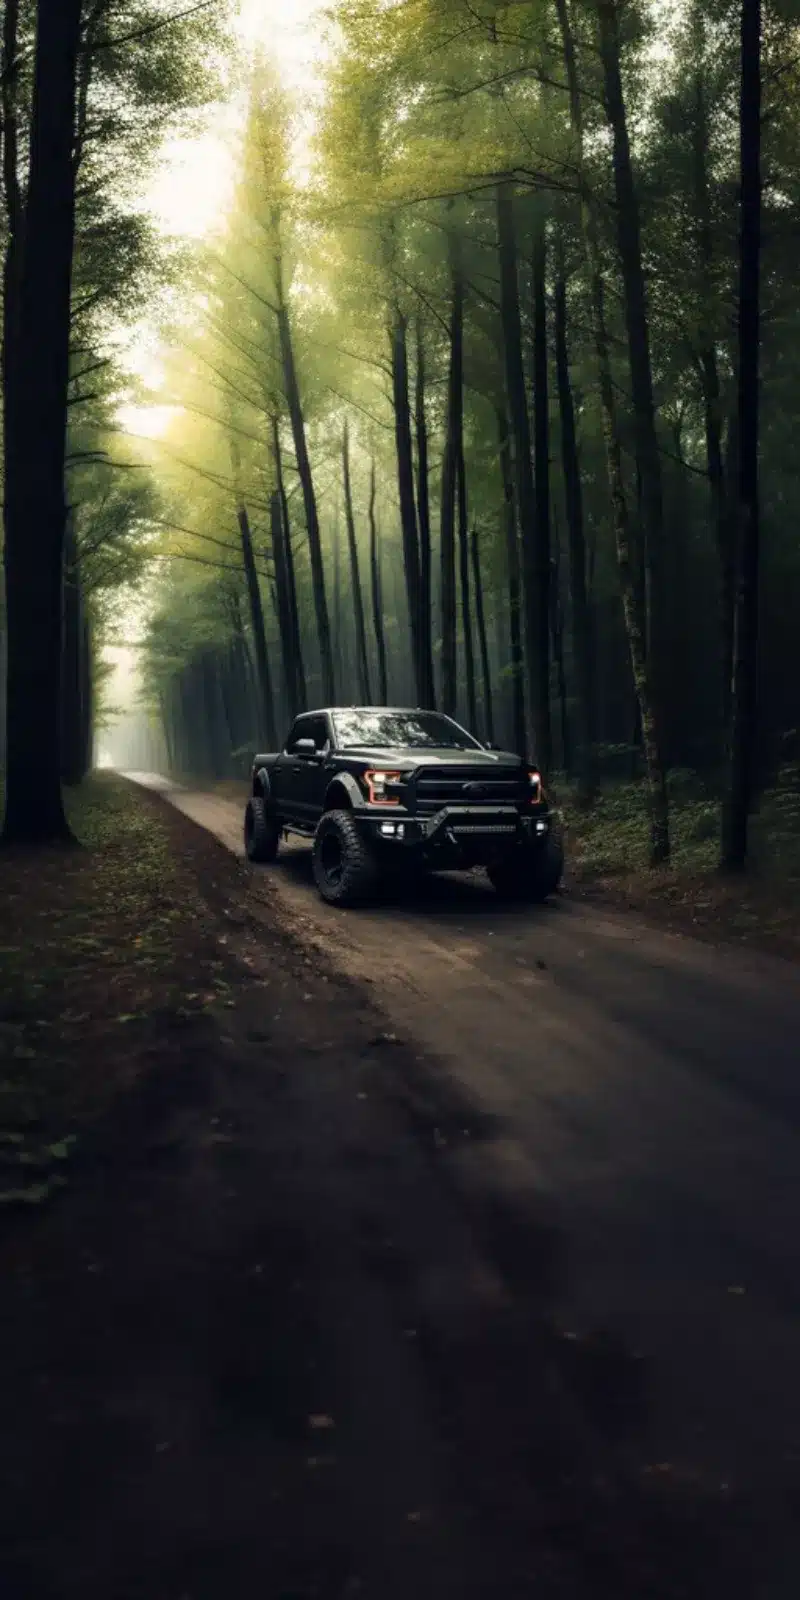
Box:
127, 772, 800, 1593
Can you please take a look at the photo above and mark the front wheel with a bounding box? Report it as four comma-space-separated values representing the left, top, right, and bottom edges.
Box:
245, 796, 280, 863
487, 832, 564, 902
312, 810, 379, 906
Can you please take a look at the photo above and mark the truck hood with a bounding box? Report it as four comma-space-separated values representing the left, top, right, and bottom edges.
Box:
338, 746, 523, 771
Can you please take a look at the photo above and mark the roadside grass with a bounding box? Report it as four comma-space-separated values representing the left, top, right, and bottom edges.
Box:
560, 764, 800, 958
0, 773, 231, 1206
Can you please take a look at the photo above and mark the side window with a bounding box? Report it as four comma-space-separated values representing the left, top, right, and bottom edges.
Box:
304, 715, 330, 750
286, 716, 329, 753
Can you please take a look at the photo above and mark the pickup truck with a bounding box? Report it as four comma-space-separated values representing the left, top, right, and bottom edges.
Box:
244, 706, 563, 907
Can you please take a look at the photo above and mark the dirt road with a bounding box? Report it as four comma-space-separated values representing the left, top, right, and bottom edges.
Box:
127, 773, 800, 1594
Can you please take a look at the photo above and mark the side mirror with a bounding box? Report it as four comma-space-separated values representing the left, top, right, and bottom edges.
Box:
294, 738, 318, 756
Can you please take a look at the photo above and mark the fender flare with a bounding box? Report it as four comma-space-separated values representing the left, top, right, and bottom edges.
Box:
323, 771, 365, 811
252, 765, 272, 801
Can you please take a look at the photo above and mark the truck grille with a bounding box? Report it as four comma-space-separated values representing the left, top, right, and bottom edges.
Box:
413, 768, 523, 815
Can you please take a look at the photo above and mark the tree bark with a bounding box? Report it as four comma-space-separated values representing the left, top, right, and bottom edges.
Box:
368, 460, 389, 703
2, 0, 83, 844
721, 0, 761, 868
342, 417, 372, 702
270, 491, 299, 722
689, 19, 735, 745
230, 443, 276, 748
440, 233, 463, 717
270, 412, 306, 712
496, 181, 551, 771
470, 525, 495, 744
414, 313, 435, 706
531, 204, 553, 769
275, 252, 334, 702
551, 512, 571, 774
497, 404, 527, 759
456, 445, 477, 730
60, 511, 87, 784
390, 303, 427, 705
596, 0, 670, 762
554, 243, 595, 802
555, 0, 669, 861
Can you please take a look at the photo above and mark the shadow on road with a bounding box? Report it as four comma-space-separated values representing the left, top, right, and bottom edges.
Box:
270, 837, 569, 923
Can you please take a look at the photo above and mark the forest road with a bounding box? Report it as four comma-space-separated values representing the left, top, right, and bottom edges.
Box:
129, 771, 800, 1595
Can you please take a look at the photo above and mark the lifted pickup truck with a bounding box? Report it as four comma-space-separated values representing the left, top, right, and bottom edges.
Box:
244, 707, 563, 908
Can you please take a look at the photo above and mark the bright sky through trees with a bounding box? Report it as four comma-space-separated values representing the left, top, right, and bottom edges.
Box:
118, 0, 326, 438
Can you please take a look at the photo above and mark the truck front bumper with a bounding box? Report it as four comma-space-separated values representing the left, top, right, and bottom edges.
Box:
364, 804, 550, 859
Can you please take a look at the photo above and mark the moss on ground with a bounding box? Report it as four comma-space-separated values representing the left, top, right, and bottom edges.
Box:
0, 773, 230, 1204
559, 764, 800, 957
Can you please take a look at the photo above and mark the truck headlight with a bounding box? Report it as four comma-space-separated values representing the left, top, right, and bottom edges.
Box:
364, 769, 402, 804
526, 767, 544, 802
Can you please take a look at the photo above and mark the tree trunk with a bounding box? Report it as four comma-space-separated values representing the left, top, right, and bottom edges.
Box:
470, 526, 495, 744
270, 413, 306, 712
342, 418, 372, 702
596, 0, 670, 764
369, 459, 389, 704
332, 498, 345, 694
2, 0, 83, 845
2, 0, 22, 531
79, 611, 92, 775
440, 235, 463, 717
390, 304, 427, 705
414, 313, 435, 707
555, 0, 669, 862
270, 491, 299, 722
496, 181, 552, 771
230, 443, 276, 748
275, 257, 334, 702
554, 243, 595, 802
456, 446, 477, 730
60, 511, 86, 784
497, 405, 527, 759
689, 22, 735, 745
531, 204, 553, 769
551, 512, 571, 774
721, 0, 761, 869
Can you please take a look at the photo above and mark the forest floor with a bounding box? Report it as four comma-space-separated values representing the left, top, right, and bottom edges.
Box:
561, 764, 800, 964
2, 772, 800, 1599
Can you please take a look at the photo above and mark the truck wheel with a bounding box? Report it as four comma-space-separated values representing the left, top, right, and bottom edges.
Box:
245, 796, 280, 863
488, 833, 564, 902
312, 810, 379, 906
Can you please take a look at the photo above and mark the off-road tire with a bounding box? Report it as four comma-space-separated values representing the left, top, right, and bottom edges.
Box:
244, 795, 280, 864
488, 832, 564, 902
312, 809, 379, 906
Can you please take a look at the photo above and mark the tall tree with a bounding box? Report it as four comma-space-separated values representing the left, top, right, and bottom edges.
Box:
722, 0, 762, 868
2, 0, 83, 844
531, 204, 552, 767
342, 417, 372, 702
368, 458, 389, 703
414, 312, 435, 710
554, 0, 670, 860
596, 0, 670, 757
230, 442, 276, 747
275, 242, 335, 702
440, 229, 463, 718
497, 181, 552, 771
554, 239, 594, 802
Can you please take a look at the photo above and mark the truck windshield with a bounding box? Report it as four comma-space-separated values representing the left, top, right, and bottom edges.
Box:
332, 710, 482, 751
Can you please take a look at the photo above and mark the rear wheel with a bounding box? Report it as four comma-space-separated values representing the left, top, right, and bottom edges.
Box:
312, 810, 379, 906
488, 832, 564, 902
244, 796, 280, 863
